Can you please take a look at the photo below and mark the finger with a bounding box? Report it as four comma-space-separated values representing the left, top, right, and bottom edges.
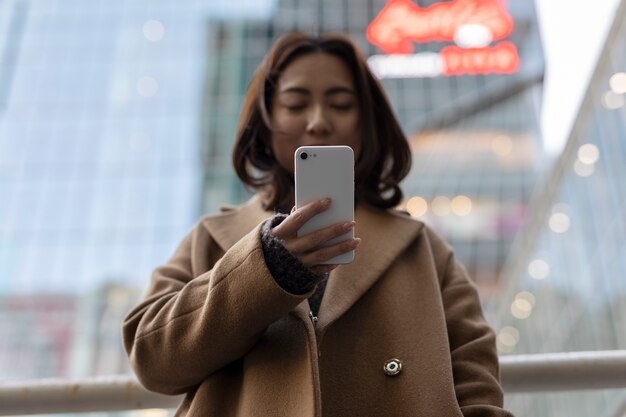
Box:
285, 220, 355, 254
273, 198, 331, 238
300, 238, 361, 267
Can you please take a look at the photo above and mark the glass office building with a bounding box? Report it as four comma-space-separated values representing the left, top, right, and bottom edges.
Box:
201, 0, 545, 302
494, 0, 626, 415
0, 0, 272, 379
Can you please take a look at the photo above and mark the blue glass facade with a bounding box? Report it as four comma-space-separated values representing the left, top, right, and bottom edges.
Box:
0, 0, 274, 294
495, 1, 626, 414
0, 0, 274, 378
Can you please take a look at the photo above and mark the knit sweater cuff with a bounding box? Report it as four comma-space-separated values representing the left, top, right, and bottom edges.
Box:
260, 214, 321, 295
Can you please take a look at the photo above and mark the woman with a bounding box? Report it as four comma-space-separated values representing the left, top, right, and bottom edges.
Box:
123, 32, 513, 417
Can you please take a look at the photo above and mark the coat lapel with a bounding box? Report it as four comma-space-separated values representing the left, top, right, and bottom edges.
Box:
316, 204, 423, 332
201, 196, 314, 324
201, 195, 424, 332
201, 194, 274, 251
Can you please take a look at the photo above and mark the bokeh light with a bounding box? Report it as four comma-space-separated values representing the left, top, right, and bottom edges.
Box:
602, 90, 624, 109
451, 195, 472, 216
406, 196, 428, 217
497, 326, 520, 352
574, 159, 595, 177
528, 259, 550, 280
431, 196, 451, 216
143, 20, 165, 42
609, 71, 626, 94
577, 144, 600, 164
549, 212, 571, 233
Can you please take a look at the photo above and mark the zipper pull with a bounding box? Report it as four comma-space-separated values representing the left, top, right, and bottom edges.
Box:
309, 311, 318, 326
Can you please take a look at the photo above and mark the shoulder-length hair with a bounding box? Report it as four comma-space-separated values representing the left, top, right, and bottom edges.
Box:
232, 32, 411, 211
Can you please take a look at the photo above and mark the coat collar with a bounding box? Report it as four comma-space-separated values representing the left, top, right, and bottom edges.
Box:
201, 194, 424, 331
201, 194, 274, 250
316, 202, 423, 332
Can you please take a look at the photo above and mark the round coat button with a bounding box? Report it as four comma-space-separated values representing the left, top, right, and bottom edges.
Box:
383, 358, 403, 376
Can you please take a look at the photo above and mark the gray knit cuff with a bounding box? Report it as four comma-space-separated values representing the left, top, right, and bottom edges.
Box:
260, 214, 321, 295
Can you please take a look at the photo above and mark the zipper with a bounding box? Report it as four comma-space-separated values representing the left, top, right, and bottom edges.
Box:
309, 310, 318, 326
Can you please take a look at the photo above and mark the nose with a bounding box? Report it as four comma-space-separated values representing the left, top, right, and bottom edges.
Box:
306, 106, 331, 136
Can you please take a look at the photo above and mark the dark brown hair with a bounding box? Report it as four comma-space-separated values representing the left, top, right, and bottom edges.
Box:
232, 32, 411, 211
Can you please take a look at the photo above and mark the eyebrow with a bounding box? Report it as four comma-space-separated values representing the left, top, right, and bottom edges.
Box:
278, 86, 356, 96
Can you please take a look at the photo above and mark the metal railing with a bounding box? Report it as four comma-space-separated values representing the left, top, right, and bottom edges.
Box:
1, 350, 626, 416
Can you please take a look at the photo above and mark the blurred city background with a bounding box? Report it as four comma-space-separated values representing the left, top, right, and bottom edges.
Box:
0, 0, 624, 416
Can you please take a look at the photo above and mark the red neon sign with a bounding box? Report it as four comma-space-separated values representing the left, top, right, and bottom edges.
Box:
367, 0, 514, 54
441, 41, 519, 75
366, 0, 519, 76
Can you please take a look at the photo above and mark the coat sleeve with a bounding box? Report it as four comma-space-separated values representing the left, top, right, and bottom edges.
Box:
440, 252, 514, 417
122, 220, 313, 395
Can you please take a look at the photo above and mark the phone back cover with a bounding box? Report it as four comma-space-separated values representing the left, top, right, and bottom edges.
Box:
295, 145, 354, 264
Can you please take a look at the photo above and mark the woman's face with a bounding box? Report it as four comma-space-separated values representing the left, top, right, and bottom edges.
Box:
270, 52, 362, 173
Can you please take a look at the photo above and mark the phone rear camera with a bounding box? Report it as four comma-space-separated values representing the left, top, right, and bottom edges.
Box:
300, 152, 308, 160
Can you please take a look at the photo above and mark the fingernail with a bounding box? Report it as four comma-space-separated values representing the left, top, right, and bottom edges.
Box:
351, 238, 361, 248
321, 198, 331, 208
343, 221, 355, 231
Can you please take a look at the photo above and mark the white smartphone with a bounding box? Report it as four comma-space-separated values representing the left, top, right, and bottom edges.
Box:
294, 145, 355, 264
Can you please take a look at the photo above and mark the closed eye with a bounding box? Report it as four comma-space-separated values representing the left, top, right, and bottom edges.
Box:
331, 103, 354, 111
285, 103, 307, 112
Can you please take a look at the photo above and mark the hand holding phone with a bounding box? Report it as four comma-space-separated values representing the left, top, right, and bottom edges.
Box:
271, 146, 358, 272
294, 145, 356, 264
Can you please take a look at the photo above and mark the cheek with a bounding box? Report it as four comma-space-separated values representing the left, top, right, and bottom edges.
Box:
272, 110, 305, 136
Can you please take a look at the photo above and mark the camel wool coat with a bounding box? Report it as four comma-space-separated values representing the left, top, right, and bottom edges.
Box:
123, 195, 513, 417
